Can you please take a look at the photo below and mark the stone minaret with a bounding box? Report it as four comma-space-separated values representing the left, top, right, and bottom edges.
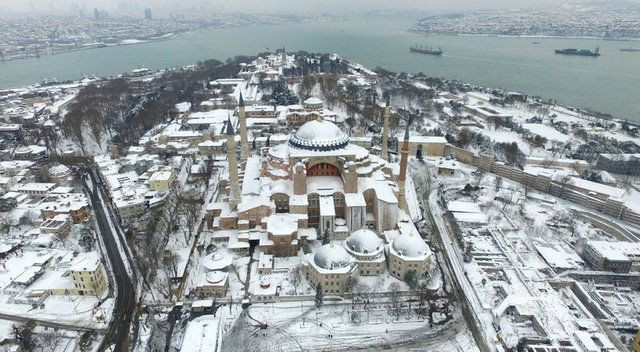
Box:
225, 117, 241, 209
397, 117, 411, 211
293, 162, 307, 195
381, 94, 390, 161
238, 92, 250, 161
280, 47, 287, 66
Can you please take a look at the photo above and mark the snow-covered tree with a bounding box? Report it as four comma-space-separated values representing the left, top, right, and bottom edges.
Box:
78, 226, 94, 251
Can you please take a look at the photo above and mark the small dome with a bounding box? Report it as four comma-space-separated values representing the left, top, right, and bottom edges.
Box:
346, 229, 382, 254
289, 119, 349, 151
313, 243, 352, 270
201, 251, 233, 271
304, 97, 323, 105
206, 271, 226, 284
260, 275, 271, 288
392, 233, 431, 258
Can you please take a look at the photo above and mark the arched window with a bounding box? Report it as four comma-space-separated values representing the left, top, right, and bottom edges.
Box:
307, 163, 340, 177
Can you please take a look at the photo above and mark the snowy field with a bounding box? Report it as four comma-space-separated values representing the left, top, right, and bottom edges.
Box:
222, 302, 479, 352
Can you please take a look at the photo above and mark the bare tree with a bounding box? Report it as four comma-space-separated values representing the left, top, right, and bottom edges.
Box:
177, 189, 202, 243
40, 329, 64, 352
289, 265, 304, 295
1, 213, 17, 234
388, 282, 403, 320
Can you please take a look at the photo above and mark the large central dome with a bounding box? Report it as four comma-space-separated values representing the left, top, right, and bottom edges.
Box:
289, 118, 349, 151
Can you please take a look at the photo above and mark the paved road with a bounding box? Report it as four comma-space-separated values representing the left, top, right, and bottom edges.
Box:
412, 162, 494, 352
85, 169, 136, 351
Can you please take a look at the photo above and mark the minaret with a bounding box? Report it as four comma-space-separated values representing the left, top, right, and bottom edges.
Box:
381, 94, 390, 161
225, 117, 241, 209
238, 92, 249, 160
280, 47, 286, 66
397, 117, 411, 211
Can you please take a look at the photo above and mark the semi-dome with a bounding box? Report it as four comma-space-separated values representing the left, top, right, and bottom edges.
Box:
346, 229, 383, 254
392, 232, 431, 258
313, 243, 352, 270
289, 118, 349, 151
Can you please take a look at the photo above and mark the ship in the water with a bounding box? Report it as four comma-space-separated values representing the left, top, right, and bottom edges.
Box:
620, 47, 640, 52
554, 47, 600, 57
409, 45, 443, 55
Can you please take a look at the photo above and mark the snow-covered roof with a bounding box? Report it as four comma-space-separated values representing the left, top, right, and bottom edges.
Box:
319, 196, 336, 217
573, 331, 615, 352
69, 252, 102, 272
313, 243, 352, 270
452, 212, 488, 224
566, 177, 625, 199
289, 118, 349, 151
344, 193, 366, 207
266, 214, 298, 236
391, 232, 431, 259
201, 251, 233, 271
11, 182, 57, 193
447, 201, 481, 213
303, 97, 323, 105
174, 102, 191, 113
179, 315, 222, 352
409, 136, 447, 144
586, 240, 640, 262
345, 229, 383, 255
203, 271, 228, 286
534, 243, 582, 270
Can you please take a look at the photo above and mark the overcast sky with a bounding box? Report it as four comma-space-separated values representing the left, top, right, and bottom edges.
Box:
0, 0, 570, 16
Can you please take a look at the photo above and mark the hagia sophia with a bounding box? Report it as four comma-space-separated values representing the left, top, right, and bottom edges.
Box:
207, 94, 441, 294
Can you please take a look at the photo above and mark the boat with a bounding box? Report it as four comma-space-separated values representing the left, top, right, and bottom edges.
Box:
554, 47, 600, 57
620, 47, 640, 52
532, 41, 541, 44
409, 45, 443, 55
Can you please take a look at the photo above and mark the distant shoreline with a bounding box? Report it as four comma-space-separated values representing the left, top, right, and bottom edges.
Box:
0, 18, 325, 63
0, 32, 190, 63
409, 29, 640, 42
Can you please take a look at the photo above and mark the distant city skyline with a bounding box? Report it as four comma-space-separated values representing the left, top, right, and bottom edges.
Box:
2, 0, 631, 17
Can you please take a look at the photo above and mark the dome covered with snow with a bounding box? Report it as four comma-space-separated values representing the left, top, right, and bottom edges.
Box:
304, 97, 323, 105
289, 118, 349, 151
345, 229, 383, 255
313, 243, 352, 270
391, 232, 431, 258
206, 271, 227, 284
201, 251, 233, 271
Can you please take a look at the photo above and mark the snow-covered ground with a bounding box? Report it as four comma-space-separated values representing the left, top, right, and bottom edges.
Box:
222, 301, 478, 352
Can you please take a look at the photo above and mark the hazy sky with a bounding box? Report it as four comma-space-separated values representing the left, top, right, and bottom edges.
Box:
0, 0, 566, 16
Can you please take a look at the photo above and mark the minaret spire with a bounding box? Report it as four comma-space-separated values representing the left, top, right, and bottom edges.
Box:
226, 116, 241, 209
281, 47, 286, 66
381, 93, 390, 161
238, 92, 249, 160
397, 116, 411, 211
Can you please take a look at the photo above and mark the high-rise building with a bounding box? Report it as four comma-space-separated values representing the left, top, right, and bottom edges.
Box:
144, 8, 152, 19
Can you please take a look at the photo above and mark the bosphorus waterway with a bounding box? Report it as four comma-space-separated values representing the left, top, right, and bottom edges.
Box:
1, 16, 638, 120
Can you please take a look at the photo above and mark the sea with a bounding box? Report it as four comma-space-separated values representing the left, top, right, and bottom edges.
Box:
1, 16, 638, 120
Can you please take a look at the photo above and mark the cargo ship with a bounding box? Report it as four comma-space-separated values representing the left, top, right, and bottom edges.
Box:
409, 45, 443, 55
554, 47, 600, 57
620, 47, 640, 52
